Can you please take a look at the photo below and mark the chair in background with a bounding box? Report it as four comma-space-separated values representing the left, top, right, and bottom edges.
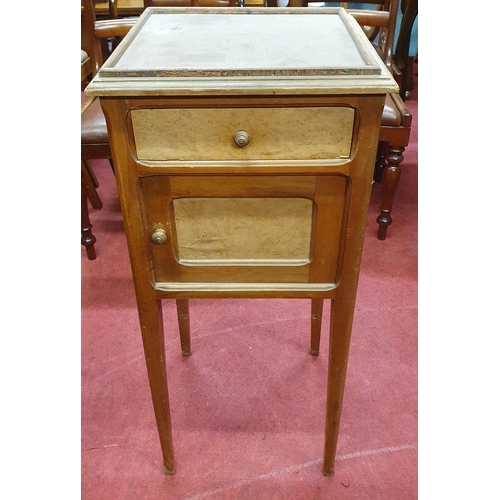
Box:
81, 0, 136, 259
264, 0, 412, 240
394, 0, 417, 100
81, 0, 256, 360
81, 0, 247, 260
144, 0, 241, 6
81, 49, 93, 87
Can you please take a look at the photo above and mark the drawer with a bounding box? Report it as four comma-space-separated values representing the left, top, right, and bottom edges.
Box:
130, 106, 355, 162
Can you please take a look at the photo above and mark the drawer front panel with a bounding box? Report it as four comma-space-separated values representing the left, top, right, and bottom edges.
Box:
131, 106, 355, 161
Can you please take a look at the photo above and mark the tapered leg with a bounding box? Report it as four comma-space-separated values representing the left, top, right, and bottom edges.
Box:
376, 145, 404, 240
323, 298, 352, 477
373, 141, 388, 184
139, 298, 175, 474
310, 299, 324, 355
175, 299, 191, 356
81, 180, 97, 260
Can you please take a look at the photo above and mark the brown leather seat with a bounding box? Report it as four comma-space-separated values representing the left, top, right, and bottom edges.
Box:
382, 94, 403, 126
81, 98, 109, 146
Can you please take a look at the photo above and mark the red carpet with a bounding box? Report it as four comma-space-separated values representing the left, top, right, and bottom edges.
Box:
81, 76, 417, 499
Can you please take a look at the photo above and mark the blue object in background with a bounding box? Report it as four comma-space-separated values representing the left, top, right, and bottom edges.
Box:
321, 2, 417, 56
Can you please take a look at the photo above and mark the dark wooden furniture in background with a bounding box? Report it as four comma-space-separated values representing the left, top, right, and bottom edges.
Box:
145, 0, 240, 6
81, 0, 136, 259
357, 0, 412, 239
92, 0, 262, 16
94, 0, 143, 16
86, 6, 398, 475
264, 0, 412, 240
394, 0, 417, 100
81, 0, 249, 259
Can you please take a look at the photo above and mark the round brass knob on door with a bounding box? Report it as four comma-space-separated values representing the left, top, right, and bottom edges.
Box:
233, 130, 250, 148
151, 228, 167, 245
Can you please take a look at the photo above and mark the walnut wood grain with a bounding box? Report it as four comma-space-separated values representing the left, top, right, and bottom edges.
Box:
131, 106, 355, 161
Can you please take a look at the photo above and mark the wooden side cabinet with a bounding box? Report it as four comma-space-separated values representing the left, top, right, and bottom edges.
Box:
85, 7, 398, 476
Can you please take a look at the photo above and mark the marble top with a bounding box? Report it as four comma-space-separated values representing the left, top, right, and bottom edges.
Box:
101, 8, 381, 77
86, 7, 398, 95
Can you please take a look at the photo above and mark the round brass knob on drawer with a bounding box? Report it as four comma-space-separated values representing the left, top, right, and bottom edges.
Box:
151, 228, 167, 245
233, 130, 250, 148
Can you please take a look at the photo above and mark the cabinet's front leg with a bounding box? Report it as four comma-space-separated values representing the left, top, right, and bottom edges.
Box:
376, 145, 404, 240
139, 298, 175, 475
310, 299, 324, 356
176, 299, 191, 356
323, 297, 351, 477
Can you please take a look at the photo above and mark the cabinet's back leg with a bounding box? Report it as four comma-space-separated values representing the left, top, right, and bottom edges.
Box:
311, 299, 324, 355
176, 299, 191, 356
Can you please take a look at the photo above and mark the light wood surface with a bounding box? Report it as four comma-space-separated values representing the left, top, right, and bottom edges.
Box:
131, 106, 354, 161
173, 197, 313, 262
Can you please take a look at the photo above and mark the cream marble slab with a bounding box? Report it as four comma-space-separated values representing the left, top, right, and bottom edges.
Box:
86, 7, 398, 96
110, 10, 375, 76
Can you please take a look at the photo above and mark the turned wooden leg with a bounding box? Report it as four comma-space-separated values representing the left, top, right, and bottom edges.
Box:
376, 145, 404, 240
84, 159, 99, 187
323, 297, 352, 477
176, 299, 191, 356
373, 141, 388, 184
310, 299, 324, 355
81, 180, 97, 260
139, 298, 175, 474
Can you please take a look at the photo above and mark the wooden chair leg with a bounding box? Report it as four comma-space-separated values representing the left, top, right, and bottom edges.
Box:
82, 160, 103, 209
310, 298, 324, 355
84, 158, 99, 188
175, 299, 191, 356
373, 141, 388, 184
81, 180, 97, 260
376, 145, 404, 240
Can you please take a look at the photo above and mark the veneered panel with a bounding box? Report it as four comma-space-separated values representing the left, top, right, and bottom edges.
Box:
131, 106, 354, 161
173, 197, 313, 264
